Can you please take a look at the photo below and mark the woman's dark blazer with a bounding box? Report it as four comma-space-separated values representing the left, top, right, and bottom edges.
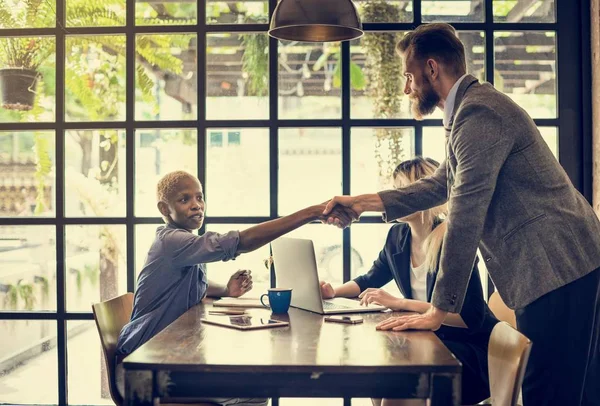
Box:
353, 222, 498, 346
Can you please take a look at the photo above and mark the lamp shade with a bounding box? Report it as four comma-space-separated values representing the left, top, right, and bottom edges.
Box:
268, 0, 363, 42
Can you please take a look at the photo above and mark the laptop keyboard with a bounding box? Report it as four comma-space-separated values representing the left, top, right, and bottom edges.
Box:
322, 301, 353, 310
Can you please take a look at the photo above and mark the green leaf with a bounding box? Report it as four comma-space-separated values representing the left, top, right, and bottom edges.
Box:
350, 61, 366, 90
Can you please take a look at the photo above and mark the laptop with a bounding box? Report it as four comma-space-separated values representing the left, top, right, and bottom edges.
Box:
270, 237, 386, 315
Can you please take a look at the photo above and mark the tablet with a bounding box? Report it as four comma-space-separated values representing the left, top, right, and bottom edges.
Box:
201, 315, 289, 331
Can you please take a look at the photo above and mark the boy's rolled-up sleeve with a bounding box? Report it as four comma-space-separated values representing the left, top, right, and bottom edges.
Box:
167, 229, 240, 267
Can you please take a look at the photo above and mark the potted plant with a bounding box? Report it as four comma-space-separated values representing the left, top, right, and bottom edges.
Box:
0, 0, 55, 110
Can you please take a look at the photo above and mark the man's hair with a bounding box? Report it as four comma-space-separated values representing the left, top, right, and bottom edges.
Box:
396, 23, 467, 77
156, 170, 197, 202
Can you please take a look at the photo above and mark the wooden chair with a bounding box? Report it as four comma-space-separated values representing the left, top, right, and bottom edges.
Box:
477, 322, 532, 406
488, 290, 516, 329
92, 293, 216, 406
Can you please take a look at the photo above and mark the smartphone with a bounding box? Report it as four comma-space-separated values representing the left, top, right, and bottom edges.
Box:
324, 315, 364, 324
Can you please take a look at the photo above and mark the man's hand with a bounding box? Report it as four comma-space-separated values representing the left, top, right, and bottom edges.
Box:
320, 281, 335, 299
226, 270, 253, 297
323, 196, 363, 218
319, 204, 359, 229
358, 288, 403, 310
375, 306, 447, 331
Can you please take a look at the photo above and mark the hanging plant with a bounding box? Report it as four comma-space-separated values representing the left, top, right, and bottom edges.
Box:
362, 0, 406, 183
240, 16, 269, 97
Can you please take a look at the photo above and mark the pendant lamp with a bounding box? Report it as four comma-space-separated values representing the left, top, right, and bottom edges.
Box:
268, 0, 363, 42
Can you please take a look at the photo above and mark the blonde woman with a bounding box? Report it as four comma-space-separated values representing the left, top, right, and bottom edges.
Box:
320, 157, 498, 405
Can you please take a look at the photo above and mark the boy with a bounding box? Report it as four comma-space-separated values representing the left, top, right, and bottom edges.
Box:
116, 171, 354, 404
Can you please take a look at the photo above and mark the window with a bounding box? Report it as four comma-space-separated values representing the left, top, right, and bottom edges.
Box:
0, 0, 590, 404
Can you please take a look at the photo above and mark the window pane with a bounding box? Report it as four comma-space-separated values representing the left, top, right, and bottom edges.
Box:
66, 35, 126, 122
207, 33, 269, 120
65, 130, 126, 217
422, 0, 483, 22
135, 224, 161, 280
135, 129, 197, 216
281, 400, 342, 406
278, 128, 341, 215
66, 225, 127, 311
539, 127, 558, 159
67, 0, 125, 27
279, 41, 341, 119
206, 224, 270, 294
357, 0, 412, 23
67, 321, 113, 404
136, 34, 197, 121
351, 127, 414, 195
0, 1, 55, 28
285, 225, 344, 287
0, 225, 56, 311
494, 31, 556, 118
493, 0, 555, 23
206, 128, 269, 216
0, 37, 55, 122
0, 321, 58, 404
422, 127, 447, 164
351, 223, 400, 295
0, 131, 56, 217
207, 0, 268, 24
136, 0, 196, 25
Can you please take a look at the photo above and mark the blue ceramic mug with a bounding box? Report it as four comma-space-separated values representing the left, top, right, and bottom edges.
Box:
260, 288, 293, 314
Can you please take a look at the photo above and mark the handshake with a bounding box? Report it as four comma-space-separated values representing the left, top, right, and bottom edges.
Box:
317, 196, 364, 229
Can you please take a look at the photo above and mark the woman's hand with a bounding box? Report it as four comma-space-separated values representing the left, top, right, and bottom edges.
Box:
358, 288, 403, 310
375, 306, 447, 331
320, 281, 335, 299
226, 270, 253, 297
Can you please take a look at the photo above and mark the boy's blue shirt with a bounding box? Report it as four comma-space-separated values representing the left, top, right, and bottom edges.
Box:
116, 223, 240, 356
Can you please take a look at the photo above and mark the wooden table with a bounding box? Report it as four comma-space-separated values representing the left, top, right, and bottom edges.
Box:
123, 303, 461, 405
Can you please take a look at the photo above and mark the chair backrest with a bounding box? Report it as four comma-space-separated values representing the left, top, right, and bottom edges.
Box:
489, 290, 517, 328
92, 293, 134, 406
488, 321, 532, 406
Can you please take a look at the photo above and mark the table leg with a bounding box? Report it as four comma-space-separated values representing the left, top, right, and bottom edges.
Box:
430, 373, 461, 406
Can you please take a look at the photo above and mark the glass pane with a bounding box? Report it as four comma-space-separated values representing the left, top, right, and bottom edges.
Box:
353, 400, 377, 406
66, 225, 127, 311
65, 130, 126, 217
351, 223, 400, 295
135, 224, 162, 280
278, 128, 341, 215
206, 33, 269, 120
206, 224, 270, 295
65, 35, 126, 122
206, 128, 269, 216
136, 0, 196, 25
494, 31, 556, 118
67, 0, 125, 27
207, 0, 268, 24
351, 31, 484, 120
351, 127, 414, 196
0, 37, 55, 122
357, 0, 412, 23
0, 131, 56, 217
494, 0, 555, 22
135, 129, 197, 217
0, 321, 58, 404
285, 225, 344, 287
422, 0, 484, 22
539, 127, 558, 159
279, 41, 341, 119
0, 0, 55, 28
136, 34, 197, 121
422, 127, 447, 164
0, 225, 56, 311
67, 321, 113, 404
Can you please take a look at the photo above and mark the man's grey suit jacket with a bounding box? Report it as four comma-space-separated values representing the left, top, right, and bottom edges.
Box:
379, 75, 600, 311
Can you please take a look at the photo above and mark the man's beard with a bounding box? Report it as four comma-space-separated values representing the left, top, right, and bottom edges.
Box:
410, 76, 440, 121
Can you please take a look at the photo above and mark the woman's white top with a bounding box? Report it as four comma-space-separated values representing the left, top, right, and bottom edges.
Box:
410, 260, 429, 302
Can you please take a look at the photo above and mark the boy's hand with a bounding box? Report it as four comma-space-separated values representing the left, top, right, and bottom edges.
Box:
226, 270, 253, 297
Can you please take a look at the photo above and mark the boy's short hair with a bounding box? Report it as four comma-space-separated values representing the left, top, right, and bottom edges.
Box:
396, 23, 467, 77
156, 171, 197, 202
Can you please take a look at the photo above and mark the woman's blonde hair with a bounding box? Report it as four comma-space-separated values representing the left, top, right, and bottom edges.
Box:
393, 157, 447, 272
